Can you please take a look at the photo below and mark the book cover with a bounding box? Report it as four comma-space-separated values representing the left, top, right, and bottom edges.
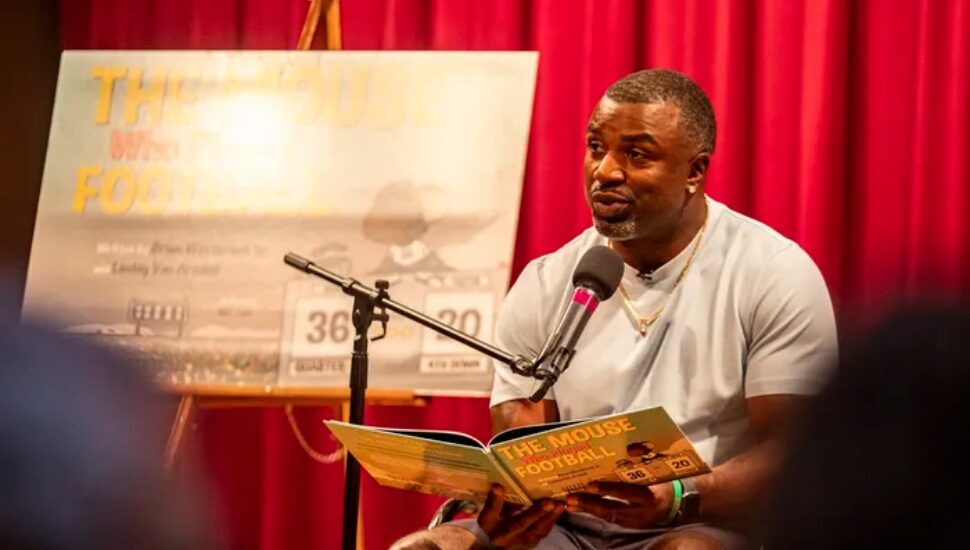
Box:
325, 406, 709, 505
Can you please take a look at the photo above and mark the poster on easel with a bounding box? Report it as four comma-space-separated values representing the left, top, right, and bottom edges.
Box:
22, 51, 537, 395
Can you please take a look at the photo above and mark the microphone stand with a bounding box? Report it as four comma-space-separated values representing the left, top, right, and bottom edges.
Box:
283, 253, 536, 550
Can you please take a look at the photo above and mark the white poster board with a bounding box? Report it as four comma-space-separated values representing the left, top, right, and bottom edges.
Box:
23, 51, 537, 395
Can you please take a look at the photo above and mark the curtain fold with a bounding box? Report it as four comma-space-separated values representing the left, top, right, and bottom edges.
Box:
58, 0, 970, 548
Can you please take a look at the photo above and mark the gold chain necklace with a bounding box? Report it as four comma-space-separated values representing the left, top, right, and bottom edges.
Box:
611, 220, 707, 337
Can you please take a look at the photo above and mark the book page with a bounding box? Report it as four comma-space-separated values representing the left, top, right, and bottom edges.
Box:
488, 407, 709, 500
383, 428, 487, 447
488, 420, 578, 445
325, 421, 530, 505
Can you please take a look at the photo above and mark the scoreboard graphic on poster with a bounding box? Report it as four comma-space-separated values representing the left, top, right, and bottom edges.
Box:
22, 51, 537, 395
278, 275, 497, 389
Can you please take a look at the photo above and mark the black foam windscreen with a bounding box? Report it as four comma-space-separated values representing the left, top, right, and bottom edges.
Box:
572, 245, 625, 300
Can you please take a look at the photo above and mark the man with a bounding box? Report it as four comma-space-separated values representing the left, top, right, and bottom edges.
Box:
394, 68, 837, 549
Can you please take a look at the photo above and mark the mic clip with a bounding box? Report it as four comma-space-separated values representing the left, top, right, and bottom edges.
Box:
370, 280, 391, 342
527, 346, 574, 402
510, 325, 563, 378
510, 355, 538, 377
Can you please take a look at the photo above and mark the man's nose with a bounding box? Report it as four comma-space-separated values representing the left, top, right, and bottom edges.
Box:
593, 152, 624, 184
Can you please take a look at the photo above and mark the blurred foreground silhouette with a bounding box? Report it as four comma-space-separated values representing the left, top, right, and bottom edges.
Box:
1, 304, 215, 549
765, 304, 970, 549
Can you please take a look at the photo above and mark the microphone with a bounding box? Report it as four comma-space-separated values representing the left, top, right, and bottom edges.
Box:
528, 245, 624, 402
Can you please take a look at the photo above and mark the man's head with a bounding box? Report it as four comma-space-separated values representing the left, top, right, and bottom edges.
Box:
362, 181, 430, 246
626, 440, 657, 457
584, 69, 716, 242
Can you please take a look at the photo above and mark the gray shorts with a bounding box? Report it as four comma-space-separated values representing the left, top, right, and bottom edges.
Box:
452, 512, 748, 549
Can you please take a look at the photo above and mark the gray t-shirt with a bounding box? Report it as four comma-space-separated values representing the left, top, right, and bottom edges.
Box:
490, 197, 838, 466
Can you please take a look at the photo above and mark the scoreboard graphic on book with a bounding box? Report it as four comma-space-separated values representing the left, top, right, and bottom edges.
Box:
22, 51, 537, 394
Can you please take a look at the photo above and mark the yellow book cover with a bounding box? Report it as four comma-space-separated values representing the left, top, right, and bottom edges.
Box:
324, 407, 709, 506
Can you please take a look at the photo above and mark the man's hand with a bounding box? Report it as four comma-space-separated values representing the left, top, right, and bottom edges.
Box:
566, 482, 671, 529
477, 484, 565, 549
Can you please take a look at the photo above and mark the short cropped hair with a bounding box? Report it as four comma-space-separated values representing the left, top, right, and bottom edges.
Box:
605, 69, 717, 154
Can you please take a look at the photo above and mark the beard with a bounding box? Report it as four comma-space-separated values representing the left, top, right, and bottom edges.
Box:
593, 216, 639, 240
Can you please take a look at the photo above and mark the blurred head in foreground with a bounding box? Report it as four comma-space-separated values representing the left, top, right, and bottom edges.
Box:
0, 317, 213, 549
765, 305, 970, 549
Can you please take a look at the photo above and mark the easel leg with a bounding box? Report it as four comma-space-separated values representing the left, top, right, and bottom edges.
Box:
297, 0, 342, 51
164, 394, 196, 473
297, 0, 323, 50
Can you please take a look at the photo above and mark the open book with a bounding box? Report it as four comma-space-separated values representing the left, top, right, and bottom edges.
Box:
324, 406, 709, 505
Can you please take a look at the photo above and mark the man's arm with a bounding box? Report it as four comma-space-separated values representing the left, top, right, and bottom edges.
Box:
683, 245, 835, 520
490, 399, 560, 434
568, 394, 807, 528
685, 394, 807, 521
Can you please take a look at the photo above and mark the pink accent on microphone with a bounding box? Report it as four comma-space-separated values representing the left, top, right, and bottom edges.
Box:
571, 288, 599, 312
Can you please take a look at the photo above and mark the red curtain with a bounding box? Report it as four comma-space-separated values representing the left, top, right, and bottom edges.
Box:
58, 1, 969, 548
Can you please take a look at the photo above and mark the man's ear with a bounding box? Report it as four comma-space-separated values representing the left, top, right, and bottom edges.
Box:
687, 152, 710, 185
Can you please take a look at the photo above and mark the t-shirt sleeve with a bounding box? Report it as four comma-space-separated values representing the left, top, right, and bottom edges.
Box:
744, 245, 838, 397
489, 260, 554, 407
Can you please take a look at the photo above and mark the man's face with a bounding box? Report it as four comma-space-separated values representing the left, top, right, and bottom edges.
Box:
583, 97, 702, 241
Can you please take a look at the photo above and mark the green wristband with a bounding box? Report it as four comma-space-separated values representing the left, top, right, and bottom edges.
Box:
661, 479, 683, 526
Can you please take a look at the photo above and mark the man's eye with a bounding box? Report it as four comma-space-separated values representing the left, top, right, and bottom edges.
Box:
627, 149, 647, 160
587, 140, 604, 153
